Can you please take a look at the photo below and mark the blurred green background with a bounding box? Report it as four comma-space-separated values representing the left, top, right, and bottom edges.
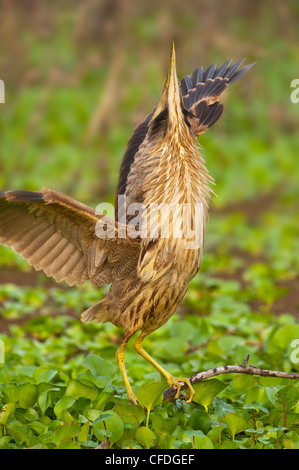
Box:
0, 0, 298, 313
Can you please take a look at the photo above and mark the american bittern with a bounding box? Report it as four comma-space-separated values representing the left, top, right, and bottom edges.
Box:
0, 45, 253, 404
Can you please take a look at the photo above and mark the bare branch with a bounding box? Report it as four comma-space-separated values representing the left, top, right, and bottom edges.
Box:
163, 354, 299, 402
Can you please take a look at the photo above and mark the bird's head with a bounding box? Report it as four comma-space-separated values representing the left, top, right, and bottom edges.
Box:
148, 42, 188, 140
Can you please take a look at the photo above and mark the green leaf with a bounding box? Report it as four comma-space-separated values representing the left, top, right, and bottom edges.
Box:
93, 427, 112, 439
56, 440, 81, 449
83, 354, 115, 378
282, 438, 296, 449
186, 410, 212, 434
53, 421, 81, 445
0, 403, 16, 425
93, 412, 114, 423
274, 385, 299, 411
4, 384, 37, 408
137, 381, 168, 428
35, 369, 58, 384
245, 427, 264, 434
285, 430, 299, 443
186, 429, 205, 437
222, 412, 248, 441
6, 419, 32, 445
0, 436, 13, 448
93, 410, 124, 445
136, 382, 168, 410
38, 386, 60, 414
193, 379, 228, 411
83, 409, 101, 422
23, 407, 40, 421
135, 426, 156, 449
78, 421, 90, 443
81, 440, 99, 448
76, 372, 111, 389
245, 385, 268, 405
267, 410, 299, 427
243, 401, 269, 413
54, 396, 76, 419
172, 439, 191, 449
267, 324, 299, 354
151, 413, 179, 435
266, 386, 283, 407
231, 374, 256, 391
28, 420, 48, 435
213, 397, 235, 418
113, 403, 145, 427
65, 379, 98, 401
264, 424, 287, 440
266, 385, 299, 410
207, 424, 226, 443
194, 435, 214, 449
92, 391, 111, 411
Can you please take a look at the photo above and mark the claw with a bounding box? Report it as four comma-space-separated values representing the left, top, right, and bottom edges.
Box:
127, 392, 140, 406
168, 377, 195, 404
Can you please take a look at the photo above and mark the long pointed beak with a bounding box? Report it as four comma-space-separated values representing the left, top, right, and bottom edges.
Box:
150, 42, 182, 124
165, 42, 182, 120
164, 41, 177, 89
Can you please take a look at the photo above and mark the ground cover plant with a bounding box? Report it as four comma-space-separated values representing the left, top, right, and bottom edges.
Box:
0, 1, 298, 449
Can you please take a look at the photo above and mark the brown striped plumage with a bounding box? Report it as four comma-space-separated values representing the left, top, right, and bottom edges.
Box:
0, 44, 254, 404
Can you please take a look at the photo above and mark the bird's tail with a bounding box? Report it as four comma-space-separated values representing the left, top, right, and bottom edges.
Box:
81, 299, 110, 324
180, 59, 255, 136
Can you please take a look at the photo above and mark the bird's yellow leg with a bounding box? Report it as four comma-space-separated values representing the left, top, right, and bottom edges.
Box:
133, 332, 195, 404
116, 336, 139, 405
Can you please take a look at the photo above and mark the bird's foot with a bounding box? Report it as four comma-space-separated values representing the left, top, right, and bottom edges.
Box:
168, 376, 195, 404
127, 391, 140, 406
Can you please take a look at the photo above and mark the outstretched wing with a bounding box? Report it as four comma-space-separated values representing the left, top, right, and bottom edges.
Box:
0, 189, 140, 287
115, 59, 255, 210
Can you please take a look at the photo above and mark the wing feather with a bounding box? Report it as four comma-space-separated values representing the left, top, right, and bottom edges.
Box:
0, 188, 140, 287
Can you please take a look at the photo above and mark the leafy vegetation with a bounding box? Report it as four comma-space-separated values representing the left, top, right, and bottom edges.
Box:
0, 1, 298, 449
0, 275, 298, 449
